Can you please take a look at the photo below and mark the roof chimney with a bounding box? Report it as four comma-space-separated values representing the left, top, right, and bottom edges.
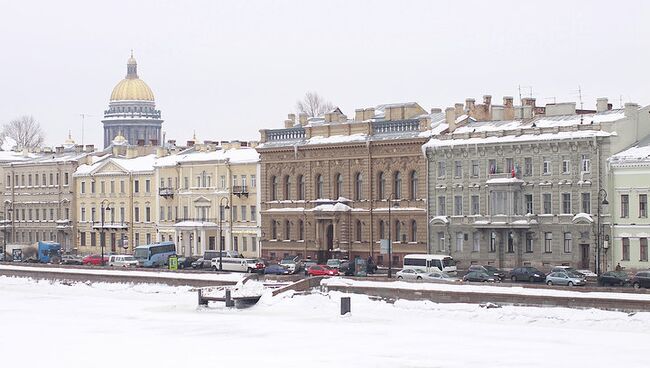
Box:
445, 107, 456, 132
465, 98, 476, 112
596, 98, 609, 113
454, 103, 464, 117
522, 97, 536, 108
483, 95, 492, 106
299, 113, 309, 125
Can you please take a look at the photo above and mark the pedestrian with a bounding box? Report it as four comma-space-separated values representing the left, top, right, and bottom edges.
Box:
615, 262, 622, 271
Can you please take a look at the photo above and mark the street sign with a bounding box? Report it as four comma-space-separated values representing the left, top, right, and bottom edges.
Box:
380, 239, 389, 255
168, 255, 178, 271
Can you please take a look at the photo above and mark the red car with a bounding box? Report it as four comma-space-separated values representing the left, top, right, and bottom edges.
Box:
82, 254, 108, 266
307, 265, 339, 276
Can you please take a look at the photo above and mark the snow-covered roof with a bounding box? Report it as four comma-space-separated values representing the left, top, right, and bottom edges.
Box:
424, 130, 614, 150
154, 147, 259, 167
75, 154, 157, 176
609, 136, 650, 164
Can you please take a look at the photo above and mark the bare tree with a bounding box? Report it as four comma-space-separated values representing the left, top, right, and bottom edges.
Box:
295, 92, 334, 118
1, 115, 45, 150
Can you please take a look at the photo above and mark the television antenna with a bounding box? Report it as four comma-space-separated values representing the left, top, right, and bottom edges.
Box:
518, 85, 533, 104
79, 113, 95, 146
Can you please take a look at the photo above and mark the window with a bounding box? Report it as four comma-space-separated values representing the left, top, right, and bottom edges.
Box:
335, 173, 343, 199
232, 206, 238, 222
110, 180, 115, 193
28, 174, 32, 186
315, 174, 324, 199
488, 159, 497, 174
377, 172, 385, 199
544, 232, 553, 253
145, 179, 151, 193
252, 236, 257, 252
395, 221, 402, 243
183, 177, 189, 189
241, 175, 247, 189
120, 207, 125, 222
64, 173, 69, 186
621, 194, 629, 218
409, 171, 417, 200
489, 232, 496, 252
437, 232, 445, 251
472, 232, 480, 252
91, 181, 95, 193
640, 194, 647, 218
270, 176, 278, 201
355, 173, 363, 200
91, 233, 96, 247
543, 193, 552, 214
525, 232, 534, 253
455, 232, 463, 252
250, 205, 256, 221
581, 193, 591, 214
471, 160, 479, 177
563, 232, 572, 253
506, 158, 514, 173
641, 238, 648, 262
525, 194, 533, 214
284, 220, 290, 240
542, 157, 551, 174
220, 175, 226, 189
524, 157, 532, 176
297, 175, 305, 200
454, 195, 463, 216
437, 196, 446, 216
471, 195, 479, 215
379, 220, 385, 239
81, 182, 86, 194
562, 158, 570, 174
91, 208, 96, 222
251, 175, 256, 189
81, 208, 86, 222
298, 220, 304, 241
232, 175, 238, 187
134, 180, 140, 193
437, 162, 446, 178
271, 221, 277, 239
145, 207, 151, 222
393, 171, 401, 199
622, 238, 630, 261
454, 161, 462, 178
410, 220, 417, 242
581, 155, 591, 173
80, 232, 86, 247
356, 220, 362, 242
562, 193, 571, 214
120, 180, 125, 193
134, 207, 140, 222
507, 232, 514, 253
283, 175, 291, 200
100, 181, 105, 194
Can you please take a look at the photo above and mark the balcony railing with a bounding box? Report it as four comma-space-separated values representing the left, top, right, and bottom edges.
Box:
175, 218, 219, 224
92, 221, 129, 230
233, 185, 249, 197
159, 187, 174, 197
267, 127, 305, 141
372, 119, 420, 134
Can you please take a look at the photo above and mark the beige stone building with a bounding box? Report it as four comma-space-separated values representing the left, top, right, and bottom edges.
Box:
154, 141, 260, 258
73, 143, 158, 255
258, 104, 441, 265
0, 149, 36, 247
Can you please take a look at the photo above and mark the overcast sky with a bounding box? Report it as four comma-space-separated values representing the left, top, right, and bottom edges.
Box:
1, 0, 648, 147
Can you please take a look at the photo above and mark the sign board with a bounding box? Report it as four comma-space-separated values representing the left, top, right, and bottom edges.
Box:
168, 255, 178, 271
380, 239, 389, 255
12, 249, 23, 262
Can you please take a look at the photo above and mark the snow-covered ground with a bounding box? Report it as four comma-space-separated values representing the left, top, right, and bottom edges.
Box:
0, 276, 648, 367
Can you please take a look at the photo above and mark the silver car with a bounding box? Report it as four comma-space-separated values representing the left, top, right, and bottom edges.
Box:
422, 271, 462, 283
396, 268, 428, 280
545, 272, 586, 286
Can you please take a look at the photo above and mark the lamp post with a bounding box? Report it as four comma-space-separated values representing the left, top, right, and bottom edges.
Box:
387, 193, 399, 278
596, 188, 609, 275
218, 197, 230, 271
100, 199, 111, 266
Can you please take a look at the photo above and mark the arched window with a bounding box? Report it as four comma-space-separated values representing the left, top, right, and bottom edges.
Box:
378, 172, 385, 200
285, 220, 291, 241
410, 220, 417, 242
379, 220, 385, 239
315, 174, 324, 199
394, 171, 402, 199
395, 220, 402, 243
270, 176, 278, 201
356, 220, 362, 242
409, 171, 418, 200
271, 221, 277, 239
354, 172, 363, 200
283, 175, 291, 200
297, 175, 305, 200
334, 173, 343, 199
299, 220, 304, 240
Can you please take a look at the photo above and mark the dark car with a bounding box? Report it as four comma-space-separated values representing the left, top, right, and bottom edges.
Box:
630, 271, 650, 289
265, 264, 290, 275
598, 271, 631, 286
340, 261, 354, 276
509, 267, 545, 282
463, 271, 498, 283
178, 256, 199, 269
468, 265, 506, 280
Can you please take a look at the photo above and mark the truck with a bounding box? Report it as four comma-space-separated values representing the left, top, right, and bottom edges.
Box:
5, 241, 61, 263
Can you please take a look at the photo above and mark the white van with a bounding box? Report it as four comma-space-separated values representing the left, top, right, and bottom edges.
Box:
403, 254, 457, 274
211, 257, 256, 272
109, 255, 139, 268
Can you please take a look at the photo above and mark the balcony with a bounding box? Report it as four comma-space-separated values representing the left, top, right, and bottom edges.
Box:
232, 185, 249, 198
92, 221, 129, 230
159, 187, 174, 198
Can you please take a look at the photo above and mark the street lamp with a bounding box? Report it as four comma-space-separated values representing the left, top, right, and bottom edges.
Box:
387, 193, 399, 278
100, 199, 111, 266
218, 197, 230, 271
596, 188, 608, 275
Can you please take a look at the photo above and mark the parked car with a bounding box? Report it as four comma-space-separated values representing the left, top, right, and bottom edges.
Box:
245, 259, 266, 273
630, 271, 650, 289
191, 257, 210, 269
463, 271, 498, 283
509, 267, 546, 282
326, 258, 344, 270
264, 264, 290, 275
61, 255, 84, 265
467, 265, 506, 280
177, 256, 199, 269
422, 271, 462, 283
545, 271, 586, 286
108, 255, 138, 268
396, 268, 428, 280
550, 266, 586, 279
597, 271, 631, 286
280, 256, 302, 274
340, 261, 355, 276
307, 265, 339, 276
82, 254, 108, 266
302, 260, 318, 275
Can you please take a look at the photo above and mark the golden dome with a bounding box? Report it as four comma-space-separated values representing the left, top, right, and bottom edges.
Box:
110, 78, 155, 101
109, 52, 155, 101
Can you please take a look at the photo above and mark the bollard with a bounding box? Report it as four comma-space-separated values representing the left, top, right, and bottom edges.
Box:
225, 289, 235, 308
198, 289, 208, 306
341, 296, 351, 315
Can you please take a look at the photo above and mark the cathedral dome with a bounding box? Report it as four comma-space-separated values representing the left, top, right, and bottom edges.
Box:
109, 52, 155, 101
